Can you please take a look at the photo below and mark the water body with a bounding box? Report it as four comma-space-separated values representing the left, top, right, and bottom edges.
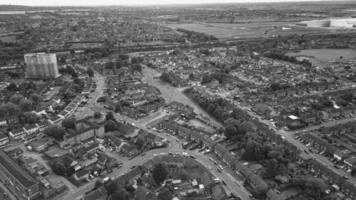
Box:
142, 66, 222, 128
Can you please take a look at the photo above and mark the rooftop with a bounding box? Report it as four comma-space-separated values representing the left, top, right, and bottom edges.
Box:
0, 150, 38, 188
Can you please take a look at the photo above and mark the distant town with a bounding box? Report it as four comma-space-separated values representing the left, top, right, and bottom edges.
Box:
1, 1, 356, 200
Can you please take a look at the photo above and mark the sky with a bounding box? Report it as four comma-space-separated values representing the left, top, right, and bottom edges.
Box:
0, 0, 341, 6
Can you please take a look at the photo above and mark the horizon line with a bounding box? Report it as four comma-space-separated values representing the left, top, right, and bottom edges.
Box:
1, 0, 352, 7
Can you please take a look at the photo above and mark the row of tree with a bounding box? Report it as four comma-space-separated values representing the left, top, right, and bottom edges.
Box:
0, 93, 41, 119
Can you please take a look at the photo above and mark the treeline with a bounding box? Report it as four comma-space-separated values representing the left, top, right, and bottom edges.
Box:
176, 28, 218, 42
263, 51, 312, 67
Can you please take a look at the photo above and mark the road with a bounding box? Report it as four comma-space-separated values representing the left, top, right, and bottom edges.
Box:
142, 66, 223, 128
64, 68, 250, 199
63, 104, 251, 200
61, 127, 251, 200
113, 112, 251, 199
75, 71, 106, 119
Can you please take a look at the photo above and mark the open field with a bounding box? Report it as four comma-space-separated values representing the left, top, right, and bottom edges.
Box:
287, 48, 356, 67
165, 22, 335, 39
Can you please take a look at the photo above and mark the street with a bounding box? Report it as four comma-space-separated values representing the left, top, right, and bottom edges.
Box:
64, 71, 252, 200
233, 101, 356, 185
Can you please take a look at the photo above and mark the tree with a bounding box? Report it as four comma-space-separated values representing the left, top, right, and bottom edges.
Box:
29, 93, 41, 104
19, 99, 33, 112
0, 105, 7, 118
6, 83, 18, 91
114, 103, 122, 113
224, 118, 241, 128
242, 140, 262, 161
106, 112, 116, 121
292, 177, 328, 199
158, 189, 173, 200
201, 74, 213, 84
97, 96, 106, 103
263, 158, 287, 178
105, 61, 114, 69
9, 94, 25, 105
94, 112, 102, 119
51, 157, 75, 176
44, 125, 66, 140
19, 112, 39, 124
135, 137, 145, 150
62, 117, 76, 130
118, 54, 129, 60
131, 64, 142, 72
3, 102, 21, 116
104, 120, 117, 132
225, 125, 237, 139
93, 180, 103, 190
52, 161, 66, 176
152, 163, 168, 185
238, 121, 256, 135
105, 181, 118, 195
110, 190, 128, 200
160, 72, 171, 83
87, 68, 94, 77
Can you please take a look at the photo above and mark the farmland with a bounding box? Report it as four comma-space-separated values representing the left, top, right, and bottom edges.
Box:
165, 22, 332, 39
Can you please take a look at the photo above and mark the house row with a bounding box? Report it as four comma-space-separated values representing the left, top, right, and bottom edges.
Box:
306, 158, 356, 199
301, 132, 356, 167
155, 119, 270, 197
8, 123, 42, 140
270, 81, 337, 99
58, 119, 105, 149
0, 150, 41, 200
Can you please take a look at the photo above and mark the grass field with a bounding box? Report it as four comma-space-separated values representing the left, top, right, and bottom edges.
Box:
0, 35, 16, 43
287, 49, 356, 67
165, 22, 328, 39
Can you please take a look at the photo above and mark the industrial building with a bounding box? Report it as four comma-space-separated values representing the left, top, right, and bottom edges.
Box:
298, 18, 356, 28
24, 53, 60, 79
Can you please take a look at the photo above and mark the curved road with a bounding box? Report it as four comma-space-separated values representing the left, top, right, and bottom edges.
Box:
66, 70, 251, 200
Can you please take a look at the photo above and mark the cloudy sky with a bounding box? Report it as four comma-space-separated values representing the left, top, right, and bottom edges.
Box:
1, 0, 340, 6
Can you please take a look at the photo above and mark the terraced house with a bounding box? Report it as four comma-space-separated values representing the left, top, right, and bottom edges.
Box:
0, 150, 41, 200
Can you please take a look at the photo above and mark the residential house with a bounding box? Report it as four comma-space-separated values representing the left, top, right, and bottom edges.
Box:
59, 119, 103, 148
0, 150, 41, 200
74, 169, 89, 182
303, 133, 337, 155
307, 159, 345, 185
9, 128, 26, 140
0, 129, 9, 147
24, 124, 39, 135
341, 181, 356, 200
334, 150, 350, 161
244, 174, 269, 197
344, 156, 356, 169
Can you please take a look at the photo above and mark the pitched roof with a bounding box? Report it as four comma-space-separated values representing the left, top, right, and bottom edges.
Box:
0, 150, 38, 188
75, 169, 89, 178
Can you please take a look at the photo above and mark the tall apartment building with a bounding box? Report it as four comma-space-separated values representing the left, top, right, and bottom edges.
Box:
0, 150, 41, 200
24, 53, 60, 79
